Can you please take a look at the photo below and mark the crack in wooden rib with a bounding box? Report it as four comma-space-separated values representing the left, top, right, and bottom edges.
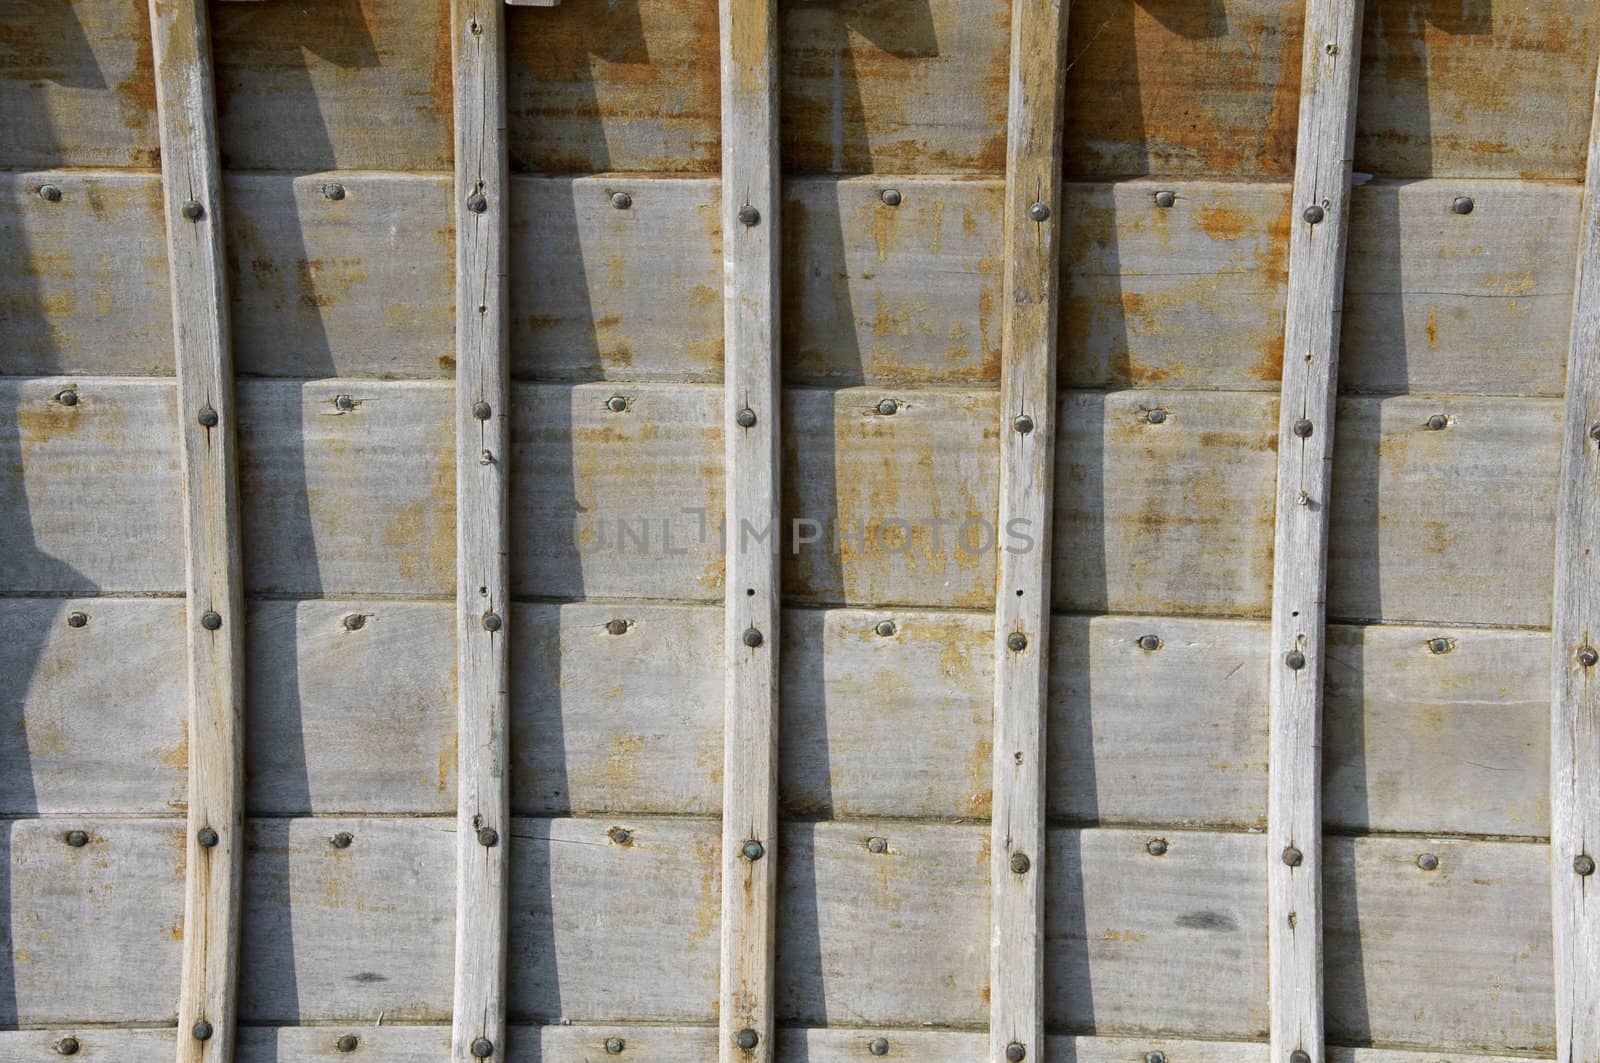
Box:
1269, 3, 1365, 1062
450, 2, 512, 1062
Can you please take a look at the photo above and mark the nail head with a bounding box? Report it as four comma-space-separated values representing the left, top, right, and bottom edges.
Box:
201, 611, 223, 631
1427, 413, 1448, 431
198, 405, 219, 427
473, 401, 492, 421
742, 839, 765, 862
1147, 838, 1168, 856
610, 827, 632, 846
1302, 204, 1325, 224
738, 205, 760, 227
467, 193, 488, 214
876, 398, 899, 416
56, 389, 78, 407
1292, 418, 1314, 438
1013, 414, 1035, 434
605, 1037, 625, 1055
1137, 634, 1161, 652
482, 612, 503, 632
875, 620, 896, 637
1589, 422, 1600, 443
1452, 196, 1474, 215
181, 199, 204, 221
737, 1029, 759, 1051
743, 627, 763, 648
193, 1020, 214, 1042
1146, 407, 1166, 425
1428, 637, 1451, 655
38, 184, 63, 203
1417, 852, 1439, 871
1007, 632, 1028, 652
1285, 650, 1306, 670
869, 1038, 889, 1056
611, 191, 633, 210
1028, 201, 1051, 222
1010, 852, 1031, 874
334, 393, 356, 412
1005, 1043, 1026, 1063
736, 407, 758, 428
1154, 190, 1176, 209
55, 1037, 79, 1056
1282, 845, 1303, 867
471, 1037, 494, 1058
606, 619, 629, 636
65, 830, 89, 848
337, 1034, 359, 1052
881, 189, 902, 207
1290, 1052, 1311, 1063
1146, 1054, 1166, 1063
477, 826, 499, 847
606, 395, 628, 413
322, 183, 346, 201
331, 831, 353, 849
1579, 647, 1598, 668
1576, 854, 1596, 876
67, 611, 88, 628
867, 836, 888, 854
197, 827, 219, 848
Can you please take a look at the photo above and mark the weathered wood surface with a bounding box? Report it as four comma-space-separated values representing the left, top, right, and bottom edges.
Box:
1328, 396, 1563, 627
1549, 54, 1600, 1063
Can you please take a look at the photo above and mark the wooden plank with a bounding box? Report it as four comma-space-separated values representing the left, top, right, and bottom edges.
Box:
1064, 0, 1304, 178
450, 1, 512, 1060
718, 0, 781, 1058
783, 176, 1004, 388
1053, 388, 1279, 617
990, 2, 1069, 1059
1324, 623, 1549, 837
1, 818, 185, 1025
779, 0, 1011, 175
1328, 396, 1563, 627
1356, 0, 1600, 180
510, 382, 723, 601
1324, 836, 1554, 1053
0, 0, 160, 169
210, 0, 453, 173
1061, 180, 1293, 391
505, 0, 721, 174
0, 598, 186, 816
237, 1028, 451, 1062
783, 386, 1000, 610
1341, 179, 1583, 398
225, 173, 454, 380
1, 171, 172, 377
245, 600, 456, 816
512, 175, 723, 383
1045, 827, 1269, 1039
146, 1, 245, 1057
1549, 55, 1600, 1063
1267, 2, 1364, 1059
0, 377, 182, 594
239, 817, 455, 1023
0, 1030, 174, 1063
237, 379, 456, 598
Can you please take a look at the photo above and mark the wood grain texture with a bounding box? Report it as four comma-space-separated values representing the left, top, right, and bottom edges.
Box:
1355, 0, 1600, 179
1053, 388, 1280, 617
147, 0, 245, 1057
1341, 179, 1582, 398
450, 2, 511, 1059
0, 1030, 174, 1063
0, 377, 182, 594
512, 176, 723, 382
0, 597, 187, 815
1549, 54, 1600, 1063
1269, 4, 1364, 1060
991, 2, 1069, 1058
719, 0, 781, 1058
1325, 836, 1553, 1053
1328, 396, 1563, 627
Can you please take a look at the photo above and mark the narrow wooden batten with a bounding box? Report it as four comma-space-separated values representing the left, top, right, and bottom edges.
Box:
718, 1, 781, 1060
449, 2, 512, 1060
146, 2, 244, 1060
990, 2, 1070, 1060
1268, 2, 1365, 1062
1550, 55, 1600, 1063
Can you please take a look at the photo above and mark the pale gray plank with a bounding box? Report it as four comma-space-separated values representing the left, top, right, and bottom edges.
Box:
0, 1029, 175, 1062
236, 1026, 451, 1062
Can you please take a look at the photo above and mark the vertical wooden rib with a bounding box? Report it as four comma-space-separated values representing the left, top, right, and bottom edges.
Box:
718, 1, 780, 1060
990, 2, 1069, 1061
148, 2, 243, 1061
1551, 55, 1600, 1063
450, 2, 511, 1060
1269, 2, 1363, 1061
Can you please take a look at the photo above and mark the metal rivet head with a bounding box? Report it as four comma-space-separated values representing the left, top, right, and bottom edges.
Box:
606, 395, 628, 413
55, 1037, 80, 1056
1292, 418, 1314, 438
482, 612, 503, 632
611, 191, 633, 210
605, 1037, 626, 1055
198, 405, 219, 427
193, 1020, 214, 1042
736, 407, 757, 428
38, 184, 63, 203
881, 189, 902, 207
606, 619, 629, 636
330, 831, 353, 849
1290, 1052, 1311, 1063
738, 205, 760, 227
201, 611, 223, 631
1576, 854, 1596, 876
334, 393, 356, 412
473, 401, 492, 421
322, 183, 346, 201
743, 627, 763, 648
1147, 838, 1168, 856
875, 620, 896, 637
1010, 852, 1031, 874
1007, 632, 1028, 652
197, 827, 219, 848
1285, 650, 1306, 670
1137, 634, 1161, 652
1426, 413, 1448, 430
1028, 202, 1051, 223
869, 1038, 890, 1057
477, 826, 499, 847
867, 836, 888, 854
1417, 852, 1439, 871
1282, 845, 1303, 867
181, 199, 205, 221
1146, 407, 1166, 425
1146, 1053, 1167, 1063
736, 1029, 759, 1051
1579, 646, 1598, 668
1013, 414, 1035, 434
56, 389, 79, 407
342, 613, 366, 632
1302, 204, 1325, 224
876, 398, 899, 416
742, 840, 765, 862
65, 830, 89, 848
1154, 190, 1176, 209
337, 1034, 359, 1052
67, 611, 88, 628
468, 18, 482, 35
1428, 637, 1452, 655
1005, 1043, 1027, 1062
1452, 196, 1474, 215
470, 1037, 494, 1058
467, 193, 488, 214
609, 827, 632, 846
1296, 490, 1311, 506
